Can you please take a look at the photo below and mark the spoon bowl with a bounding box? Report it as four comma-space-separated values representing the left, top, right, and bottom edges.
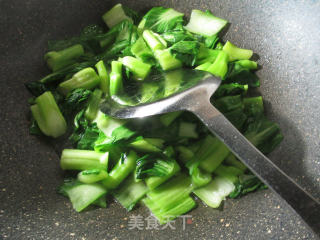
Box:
100, 69, 220, 118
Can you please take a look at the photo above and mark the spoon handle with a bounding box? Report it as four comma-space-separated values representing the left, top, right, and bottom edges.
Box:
192, 100, 320, 236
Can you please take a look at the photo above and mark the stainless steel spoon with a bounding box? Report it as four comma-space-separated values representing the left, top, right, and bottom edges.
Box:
100, 69, 320, 235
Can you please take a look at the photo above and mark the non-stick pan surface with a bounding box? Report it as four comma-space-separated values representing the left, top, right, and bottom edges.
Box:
0, 0, 319, 239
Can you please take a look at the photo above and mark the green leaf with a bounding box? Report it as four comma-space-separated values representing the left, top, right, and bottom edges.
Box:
69, 110, 100, 150
135, 153, 176, 179
94, 123, 136, 152
29, 117, 43, 136
213, 95, 243, 113
229, 174, 267, 198
204, 34, 219, 49
193, 176, 235, 208
40, 61, 95, 84
131, 37, 154, 62
31, 91, 67, 138
222, 41, 253, 61
93, 195, 107, 208
111, 124, 137, 142
58, 179, 107, 212
25, 81, 48, 97
61, 88, 92, 115
243, 96, 264, 118
224, 108, 247, 130
142, 7, 184, 33
143, 174, 195, 224
102, 4, 133, 28
244, 117, 283, 154
122, 6, 141, 25
213, 83, 248, 99
184, 10, 227, 37
225, 61, 260, 87
170, 40, 200, 66
77, 125, 100, 150
161, 30, 195, 46
112, 174, 148, 211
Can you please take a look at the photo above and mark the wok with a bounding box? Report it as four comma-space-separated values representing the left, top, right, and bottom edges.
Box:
0, 0, 319, 239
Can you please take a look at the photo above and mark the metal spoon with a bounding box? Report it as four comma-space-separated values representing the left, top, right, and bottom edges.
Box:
100, 69, 320, 235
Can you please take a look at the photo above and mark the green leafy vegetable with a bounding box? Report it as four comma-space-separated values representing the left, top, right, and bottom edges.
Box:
58, 67, 100, 95
160, 111, 182, 126
94, 123, 136, 153
102, 151, 138, 189
120, 56, 152, 80
29, 117, 43, 136
161, 30, 195, 45
111, 124, 137, 142
179, 122, 198, 139
214, 164, 244, 183
95, 60, 109, 94
143, 174, 195, 224
139, 82, 161, 104
135, 154, 176, 179
145, 159, 181, 190
109, 61, 123, 96
45, 44, 84, 72
223, 107, 247, 130
193, 176, 235, 208
155, 49, 182, 71
112, 174, 148, 211
85, 88, 103, 121
224, 154, 247, 172
102, 3, 133, 28
222, 41, 253, 61
244, 117, 283, 154
143, 30, 167, 51
30, 91, 67, 138
195, 62, 211, 71
129, 136, 161, 152
144, 195, 196, 224
213, 95, 243, 113
61, 88, 92, 115
229, 174, 267, 198
243, 96, 264, 118
206, 50, 229, 78
205, 34, 219, 49
225, 61, 260, 87
184, 10, 227, 37
196, 45, 220, 64
191, 167, 212, 188
131, 37, 154, 62
77, 125, 101, 150
39, 61, 95, 84
69, 110, 101, 150
25, 81, 49, 97
58, 179, 107, 212
213, 83, 248, 99
92, 195, 107, 208
142, 7, 184, 33
198, 137, 230, 173
170, 40, 200, 66
176, 145, 194, 163
60, 149, 109, 171
78, 169, 109, 183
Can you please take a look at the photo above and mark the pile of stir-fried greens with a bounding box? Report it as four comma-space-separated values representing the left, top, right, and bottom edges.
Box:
25, 4, 283, 224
